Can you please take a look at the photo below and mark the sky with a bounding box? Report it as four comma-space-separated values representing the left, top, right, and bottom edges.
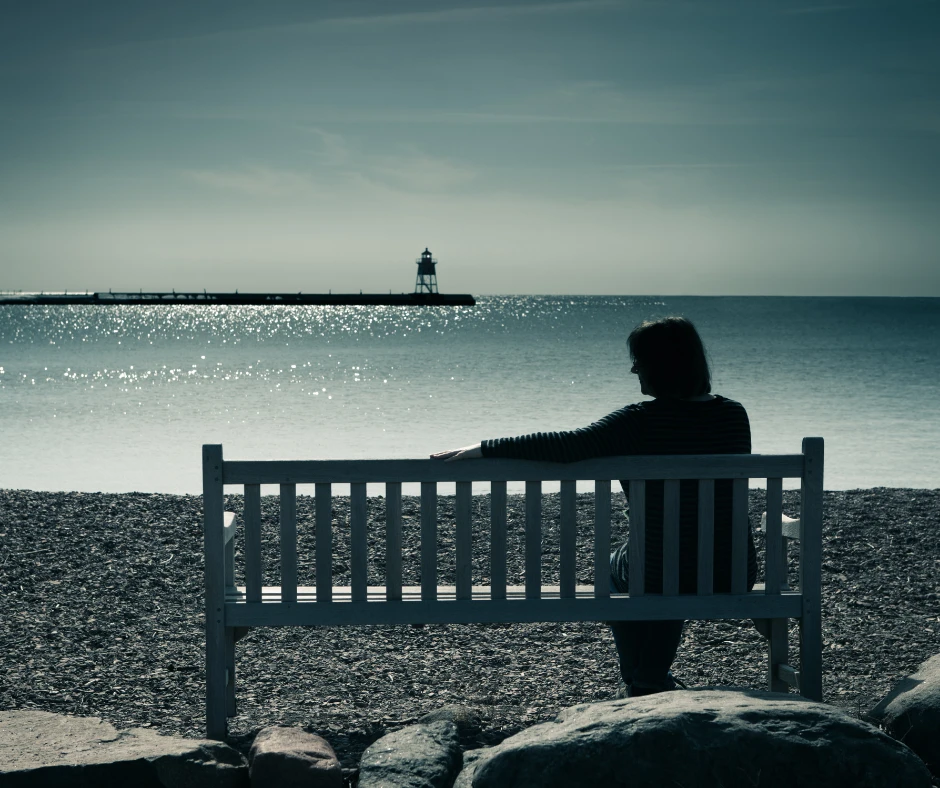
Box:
1, 0, 938, 296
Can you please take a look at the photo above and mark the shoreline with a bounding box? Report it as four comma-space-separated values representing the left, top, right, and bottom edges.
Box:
2, 486, 938, 769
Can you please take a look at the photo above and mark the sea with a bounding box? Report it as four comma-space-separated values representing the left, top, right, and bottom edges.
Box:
1, 296, 937, 494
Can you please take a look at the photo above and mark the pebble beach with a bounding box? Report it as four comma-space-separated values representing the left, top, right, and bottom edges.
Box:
1, 487, 938, 769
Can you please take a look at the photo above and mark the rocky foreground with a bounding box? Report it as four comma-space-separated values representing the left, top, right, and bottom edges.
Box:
1, 487, 938, 771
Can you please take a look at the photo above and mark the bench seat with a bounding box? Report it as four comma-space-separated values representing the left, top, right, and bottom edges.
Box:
224, 585, 802, 627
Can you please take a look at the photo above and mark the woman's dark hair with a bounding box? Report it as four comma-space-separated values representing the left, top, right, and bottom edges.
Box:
628, 316, 711, 398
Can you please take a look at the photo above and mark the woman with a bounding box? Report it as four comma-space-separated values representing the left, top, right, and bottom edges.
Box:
432, 316, 756, 697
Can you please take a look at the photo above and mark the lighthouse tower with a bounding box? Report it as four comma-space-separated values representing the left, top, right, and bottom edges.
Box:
414, 248, 439, 294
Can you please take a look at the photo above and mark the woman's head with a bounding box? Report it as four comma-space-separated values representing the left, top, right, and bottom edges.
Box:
628, 316, 711, 399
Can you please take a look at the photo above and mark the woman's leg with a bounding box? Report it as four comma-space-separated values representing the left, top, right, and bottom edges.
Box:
609, 542, 685, 692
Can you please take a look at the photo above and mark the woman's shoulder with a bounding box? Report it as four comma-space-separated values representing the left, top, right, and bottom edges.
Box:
713, 394, 748, 413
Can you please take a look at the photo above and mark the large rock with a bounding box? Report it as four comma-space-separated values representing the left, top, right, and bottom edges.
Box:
359, 720, 461, 788
455, 689, 932, 788
248, 726, 343, 788
868, 653, 940, 778
418, 705, 483, 741
0, 709, 247, 788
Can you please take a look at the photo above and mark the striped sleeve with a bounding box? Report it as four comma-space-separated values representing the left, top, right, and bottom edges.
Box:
480, 405, 645, 462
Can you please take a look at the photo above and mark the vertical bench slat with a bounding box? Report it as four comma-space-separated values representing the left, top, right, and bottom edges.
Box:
525, 480, 541, 599
697, 479, 715, 595
456, 480, 472, 600
385, 482, 402, 602
628, 480, 645, 596
662, 479, 680, 596
594, 479, 611, 598
315, 482, 332, 604
244, 484, 262, 603
731, 477, 748, 595
764, 477, 784, 594
279, 484, 297, 604
799, 437, 825, 702
491, 481, 508, 601
224, 515, 236, 589
421, 481, 438, 601
560, 480, 577, 598
351, 482, 367, 602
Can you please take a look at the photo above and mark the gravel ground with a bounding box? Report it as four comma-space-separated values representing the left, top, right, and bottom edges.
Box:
1, 487, 938, 773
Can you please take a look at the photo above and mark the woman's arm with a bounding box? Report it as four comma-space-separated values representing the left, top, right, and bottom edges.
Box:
432, 405, 643, 463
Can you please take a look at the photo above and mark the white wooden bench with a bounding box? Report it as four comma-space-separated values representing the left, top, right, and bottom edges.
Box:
202, 438, 824, 739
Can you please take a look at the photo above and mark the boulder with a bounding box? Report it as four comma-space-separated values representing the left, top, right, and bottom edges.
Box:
454, 689, 932, 788
418, 705, 483, 740
359, 720, 461, 788
868, 653, 940, 778
0, 709, 247, 788
248, 726, 343, 788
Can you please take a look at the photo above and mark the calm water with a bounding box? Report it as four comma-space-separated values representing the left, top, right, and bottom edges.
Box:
1, 296, 937, 493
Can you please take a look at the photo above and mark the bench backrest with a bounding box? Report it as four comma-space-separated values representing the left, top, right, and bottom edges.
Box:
203, 438, 823, 612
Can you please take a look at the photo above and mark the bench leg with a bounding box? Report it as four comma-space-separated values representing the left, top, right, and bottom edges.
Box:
799, 609, 823, 701
206, 622, 227, 740
766, 618, 790, 693
225, 627, 237, 717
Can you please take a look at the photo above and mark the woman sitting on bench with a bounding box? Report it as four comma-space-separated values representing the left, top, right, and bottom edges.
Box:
432, 315, 756, 697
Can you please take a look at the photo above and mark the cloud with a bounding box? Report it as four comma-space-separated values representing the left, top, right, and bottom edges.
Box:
305, 127, 350, 167
781, 4, 856, 14
77, 1, 620, 55
369, 150, 478, 192
183, 165, 313, 198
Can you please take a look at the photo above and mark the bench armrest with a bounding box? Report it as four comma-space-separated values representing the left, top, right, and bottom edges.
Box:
760, 511, 801, 541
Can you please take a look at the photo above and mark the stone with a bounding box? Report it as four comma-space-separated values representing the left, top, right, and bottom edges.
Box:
868, 653, 940, 778
359, 720, 461, 788
454, 689, 932, 788
248, 726, 343, 788
0, 709, 247, 788
418, 705, 483, 740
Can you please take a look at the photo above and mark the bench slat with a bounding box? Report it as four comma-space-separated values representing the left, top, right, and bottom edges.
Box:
731, 477, 748, 595
224, 511, 236, 589
385, 482, 402, 602
764, 478, 784, 594
697, 479, 715, 595
280, 484, 298, 604
456, 481, 472, 600
663, 479, 680, 596
351, 482, 368, 603
421, 482, 437, 601
244, 484, 262, 603
560, 480, 577, 598
224, 585, 804, 627
594, 480, 611, 598
315, 483, 332, 604
628, 480, 645, 596
223, 454, 805, 485
229, 582, 788, 602
525, 481, 541, 599
491, 481, 507, 600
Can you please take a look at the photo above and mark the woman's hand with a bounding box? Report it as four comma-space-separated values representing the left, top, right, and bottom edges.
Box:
430, 443, 483, 461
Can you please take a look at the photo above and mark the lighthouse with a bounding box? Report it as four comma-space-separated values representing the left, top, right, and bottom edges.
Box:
414, 248, 439, 295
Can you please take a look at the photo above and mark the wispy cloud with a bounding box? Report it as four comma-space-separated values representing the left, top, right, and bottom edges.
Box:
182, 137, 477, 199
781, 4, 856, 14
183, 166, 313, 198
370, 150, 478, 192
79, 1, 619, 54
